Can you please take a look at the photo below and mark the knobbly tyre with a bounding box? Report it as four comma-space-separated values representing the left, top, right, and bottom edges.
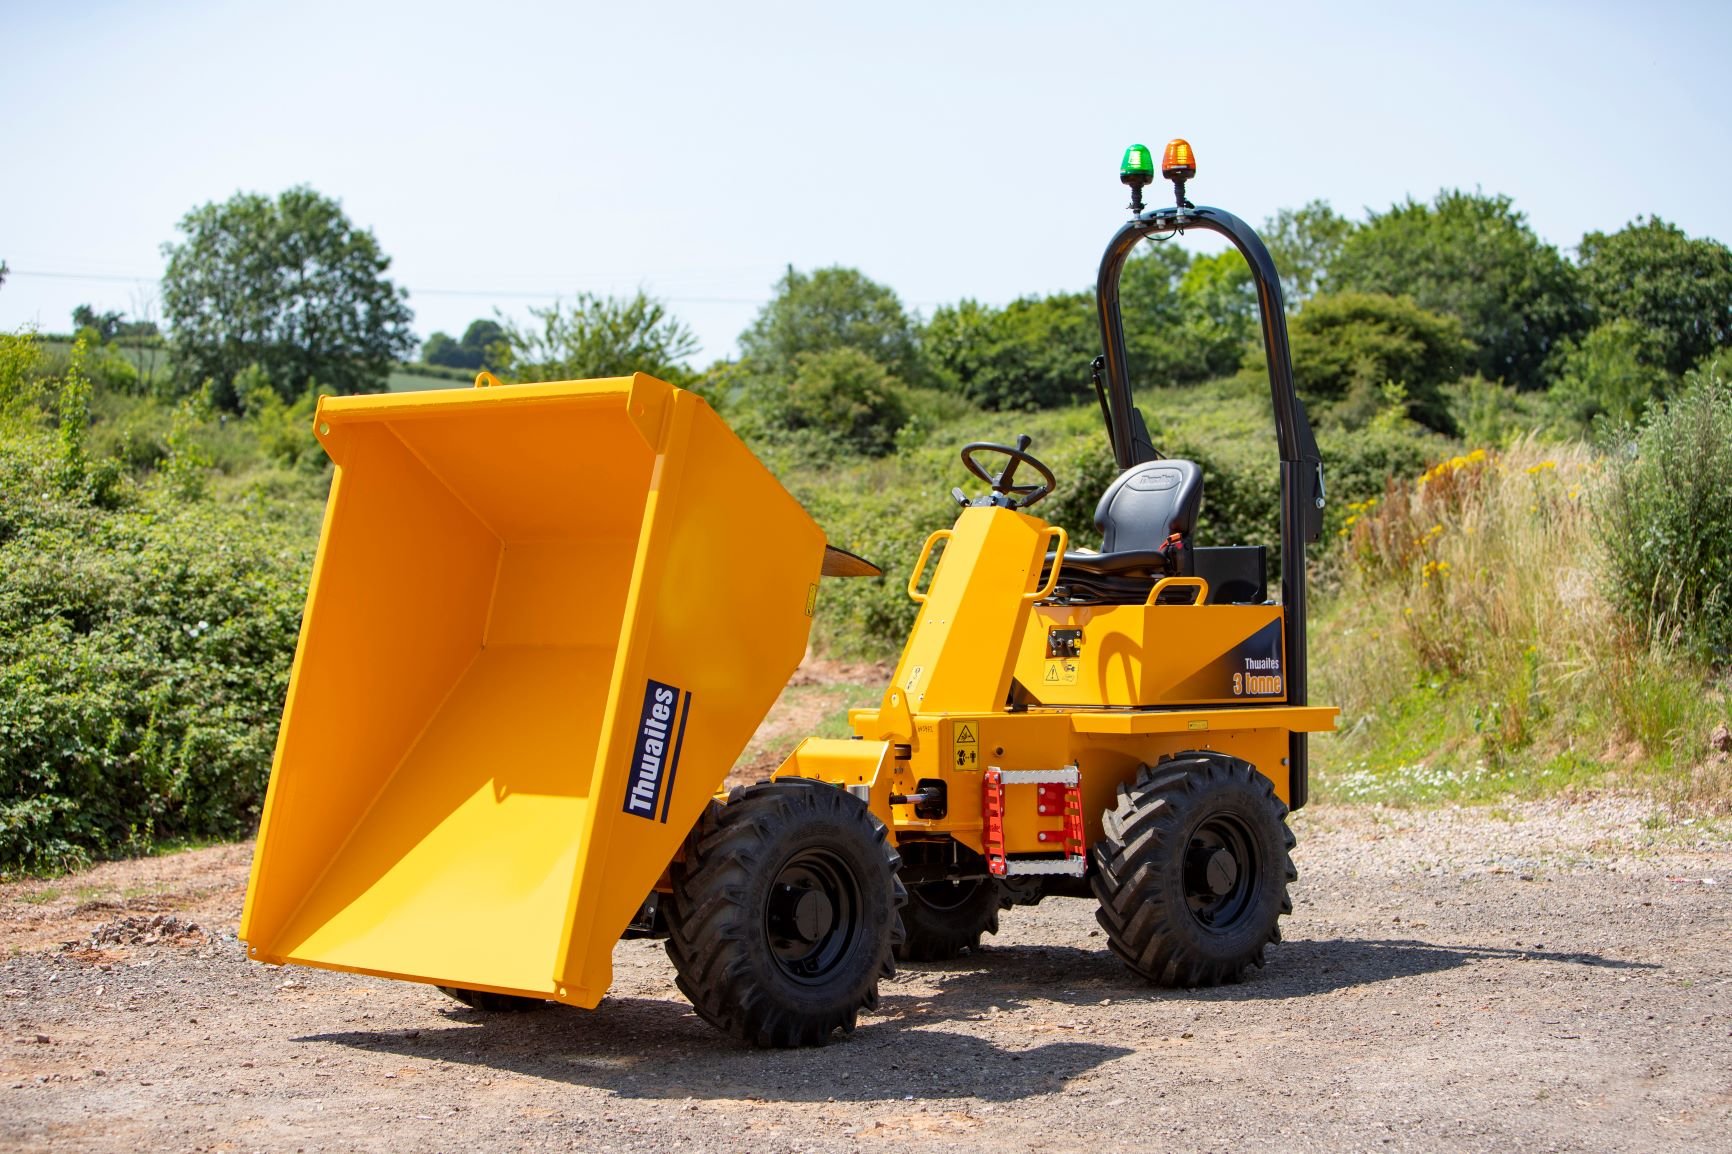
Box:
239, 139, 1338, 1047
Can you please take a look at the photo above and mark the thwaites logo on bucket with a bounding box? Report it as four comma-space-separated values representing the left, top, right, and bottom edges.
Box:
623, 679, 690, 823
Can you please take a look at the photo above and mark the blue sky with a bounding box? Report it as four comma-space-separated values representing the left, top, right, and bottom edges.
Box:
2, 0, 1728, 363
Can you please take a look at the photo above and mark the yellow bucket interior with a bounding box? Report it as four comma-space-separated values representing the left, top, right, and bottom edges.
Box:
240, 375, 825, 1005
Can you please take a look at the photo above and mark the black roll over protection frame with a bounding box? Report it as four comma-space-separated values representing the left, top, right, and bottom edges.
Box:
1090, 200, 1327, 809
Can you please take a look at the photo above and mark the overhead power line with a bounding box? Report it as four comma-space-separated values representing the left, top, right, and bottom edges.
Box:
4, 269, 948, 310
4, 268, 770, 306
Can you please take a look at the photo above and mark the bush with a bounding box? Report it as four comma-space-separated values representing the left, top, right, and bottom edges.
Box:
1600, 363, 1732, 664
0, 427, 317, 873
0, 330, 45, 417
498, 291, 698, 386
1316, 414, 1446, 532
1445, 375, 1551, 449
1274, 291, 1470, 432
747, 347, 909, 457
1548, 319, 1674, 431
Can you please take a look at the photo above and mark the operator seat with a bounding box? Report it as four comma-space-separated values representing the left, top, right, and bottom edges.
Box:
1043, 460, 1204, 603
1096, 459, 1204, 552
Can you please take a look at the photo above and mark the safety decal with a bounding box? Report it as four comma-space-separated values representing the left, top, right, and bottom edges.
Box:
624, 679, 691, 822
1042, 659, 1079, 685
952, 721, 980, 770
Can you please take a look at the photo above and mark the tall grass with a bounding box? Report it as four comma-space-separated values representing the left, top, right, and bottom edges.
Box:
1314, 439, 1731, 810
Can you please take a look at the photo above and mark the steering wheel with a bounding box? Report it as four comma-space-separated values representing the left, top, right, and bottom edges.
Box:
957, 435, 1057, 509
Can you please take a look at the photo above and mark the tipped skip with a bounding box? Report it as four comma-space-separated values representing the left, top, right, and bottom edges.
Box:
241, 374, 826, 1006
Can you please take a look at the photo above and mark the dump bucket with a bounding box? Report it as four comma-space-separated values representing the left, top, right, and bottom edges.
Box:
239, 374, 826, 1008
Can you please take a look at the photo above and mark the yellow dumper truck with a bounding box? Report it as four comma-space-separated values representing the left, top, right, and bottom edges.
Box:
241, 141, 1337, 1047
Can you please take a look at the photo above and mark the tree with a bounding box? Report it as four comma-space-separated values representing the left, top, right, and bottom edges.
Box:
1175, 251, 1258, 379
72, 304, 126, 342
161, 186, 414, 407
459, 319, 504, 367
424, 319, 507, 370
1262, 200, 1355, 310
1271, 291, 1471, 432
925, 292, 1098, 410
497, 290, 698, 383
740, 266, 923, 385
1578, 216, 1732, 377
1330, 190, 1586, 389
1119, 243, 1259, 386
422, 331, 464, 367
1119, 242, 1190, 385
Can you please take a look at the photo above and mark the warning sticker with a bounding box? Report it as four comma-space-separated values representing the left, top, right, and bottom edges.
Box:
951, 722, 979, 771
1043, 659, 1079, 685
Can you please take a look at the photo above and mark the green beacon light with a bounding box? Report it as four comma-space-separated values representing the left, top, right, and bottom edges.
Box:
1120, 143, 1155, 213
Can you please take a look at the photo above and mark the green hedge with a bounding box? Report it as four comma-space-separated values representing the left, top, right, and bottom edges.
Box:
0, 429, 317, 872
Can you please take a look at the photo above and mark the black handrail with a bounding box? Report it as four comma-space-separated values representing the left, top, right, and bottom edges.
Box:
1093, 205, 1324, 809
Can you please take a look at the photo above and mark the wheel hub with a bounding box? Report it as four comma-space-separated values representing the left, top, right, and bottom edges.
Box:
764, 850, 860, 982
1187, 845, 1239, 897
792, 887, 835, 942
1183, 815, 1257, 929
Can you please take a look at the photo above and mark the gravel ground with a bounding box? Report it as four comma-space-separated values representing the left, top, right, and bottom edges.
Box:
2, 798, 1729, 1154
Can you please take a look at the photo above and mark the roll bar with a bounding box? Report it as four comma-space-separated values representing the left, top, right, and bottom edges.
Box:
1093, 205, 1326, 809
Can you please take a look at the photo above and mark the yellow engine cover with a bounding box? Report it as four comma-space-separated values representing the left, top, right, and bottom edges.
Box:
1016, 601, 1289, 707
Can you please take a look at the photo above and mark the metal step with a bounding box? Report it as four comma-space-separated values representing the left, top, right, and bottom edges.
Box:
982, 766, 1087, 878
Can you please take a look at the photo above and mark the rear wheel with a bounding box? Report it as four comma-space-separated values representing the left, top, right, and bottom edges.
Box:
896, 844, 1003, 961
436, 986, 547, 1012
1090, 754, 1295, 987
664, 780, 904, 1047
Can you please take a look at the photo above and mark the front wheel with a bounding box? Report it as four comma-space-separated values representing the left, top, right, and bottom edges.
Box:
664, 781, 904, 1047
1090, 754, 1296, 987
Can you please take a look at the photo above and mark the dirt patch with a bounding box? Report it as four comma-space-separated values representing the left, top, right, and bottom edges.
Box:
3, 798, 1730, 1153
0, 842, 250, 959
726, 656, 891, 786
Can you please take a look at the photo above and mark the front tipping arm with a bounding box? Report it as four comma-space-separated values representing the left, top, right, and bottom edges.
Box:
1094, 206, 1326, 808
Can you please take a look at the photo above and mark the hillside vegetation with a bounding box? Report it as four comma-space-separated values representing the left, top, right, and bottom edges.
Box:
2, 184, 1730, 874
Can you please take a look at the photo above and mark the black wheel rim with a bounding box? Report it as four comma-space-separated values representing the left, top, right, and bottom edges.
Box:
765, 847, 860, 984
910, 879, 984, 913
1182, 814, 1257, 930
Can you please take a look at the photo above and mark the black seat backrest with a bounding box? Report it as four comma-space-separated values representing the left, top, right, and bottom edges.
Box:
1094, 459, 1204, 552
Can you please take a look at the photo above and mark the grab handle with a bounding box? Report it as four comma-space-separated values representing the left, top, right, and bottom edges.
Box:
1145, 576, 1210, 606
907, 530, 953, 604
1025, 527, 1069, 602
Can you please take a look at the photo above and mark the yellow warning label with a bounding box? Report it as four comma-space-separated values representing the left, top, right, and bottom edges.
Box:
804, 584, 818, 617
950, 722, 979, 771
1043, 660, 1079, 685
